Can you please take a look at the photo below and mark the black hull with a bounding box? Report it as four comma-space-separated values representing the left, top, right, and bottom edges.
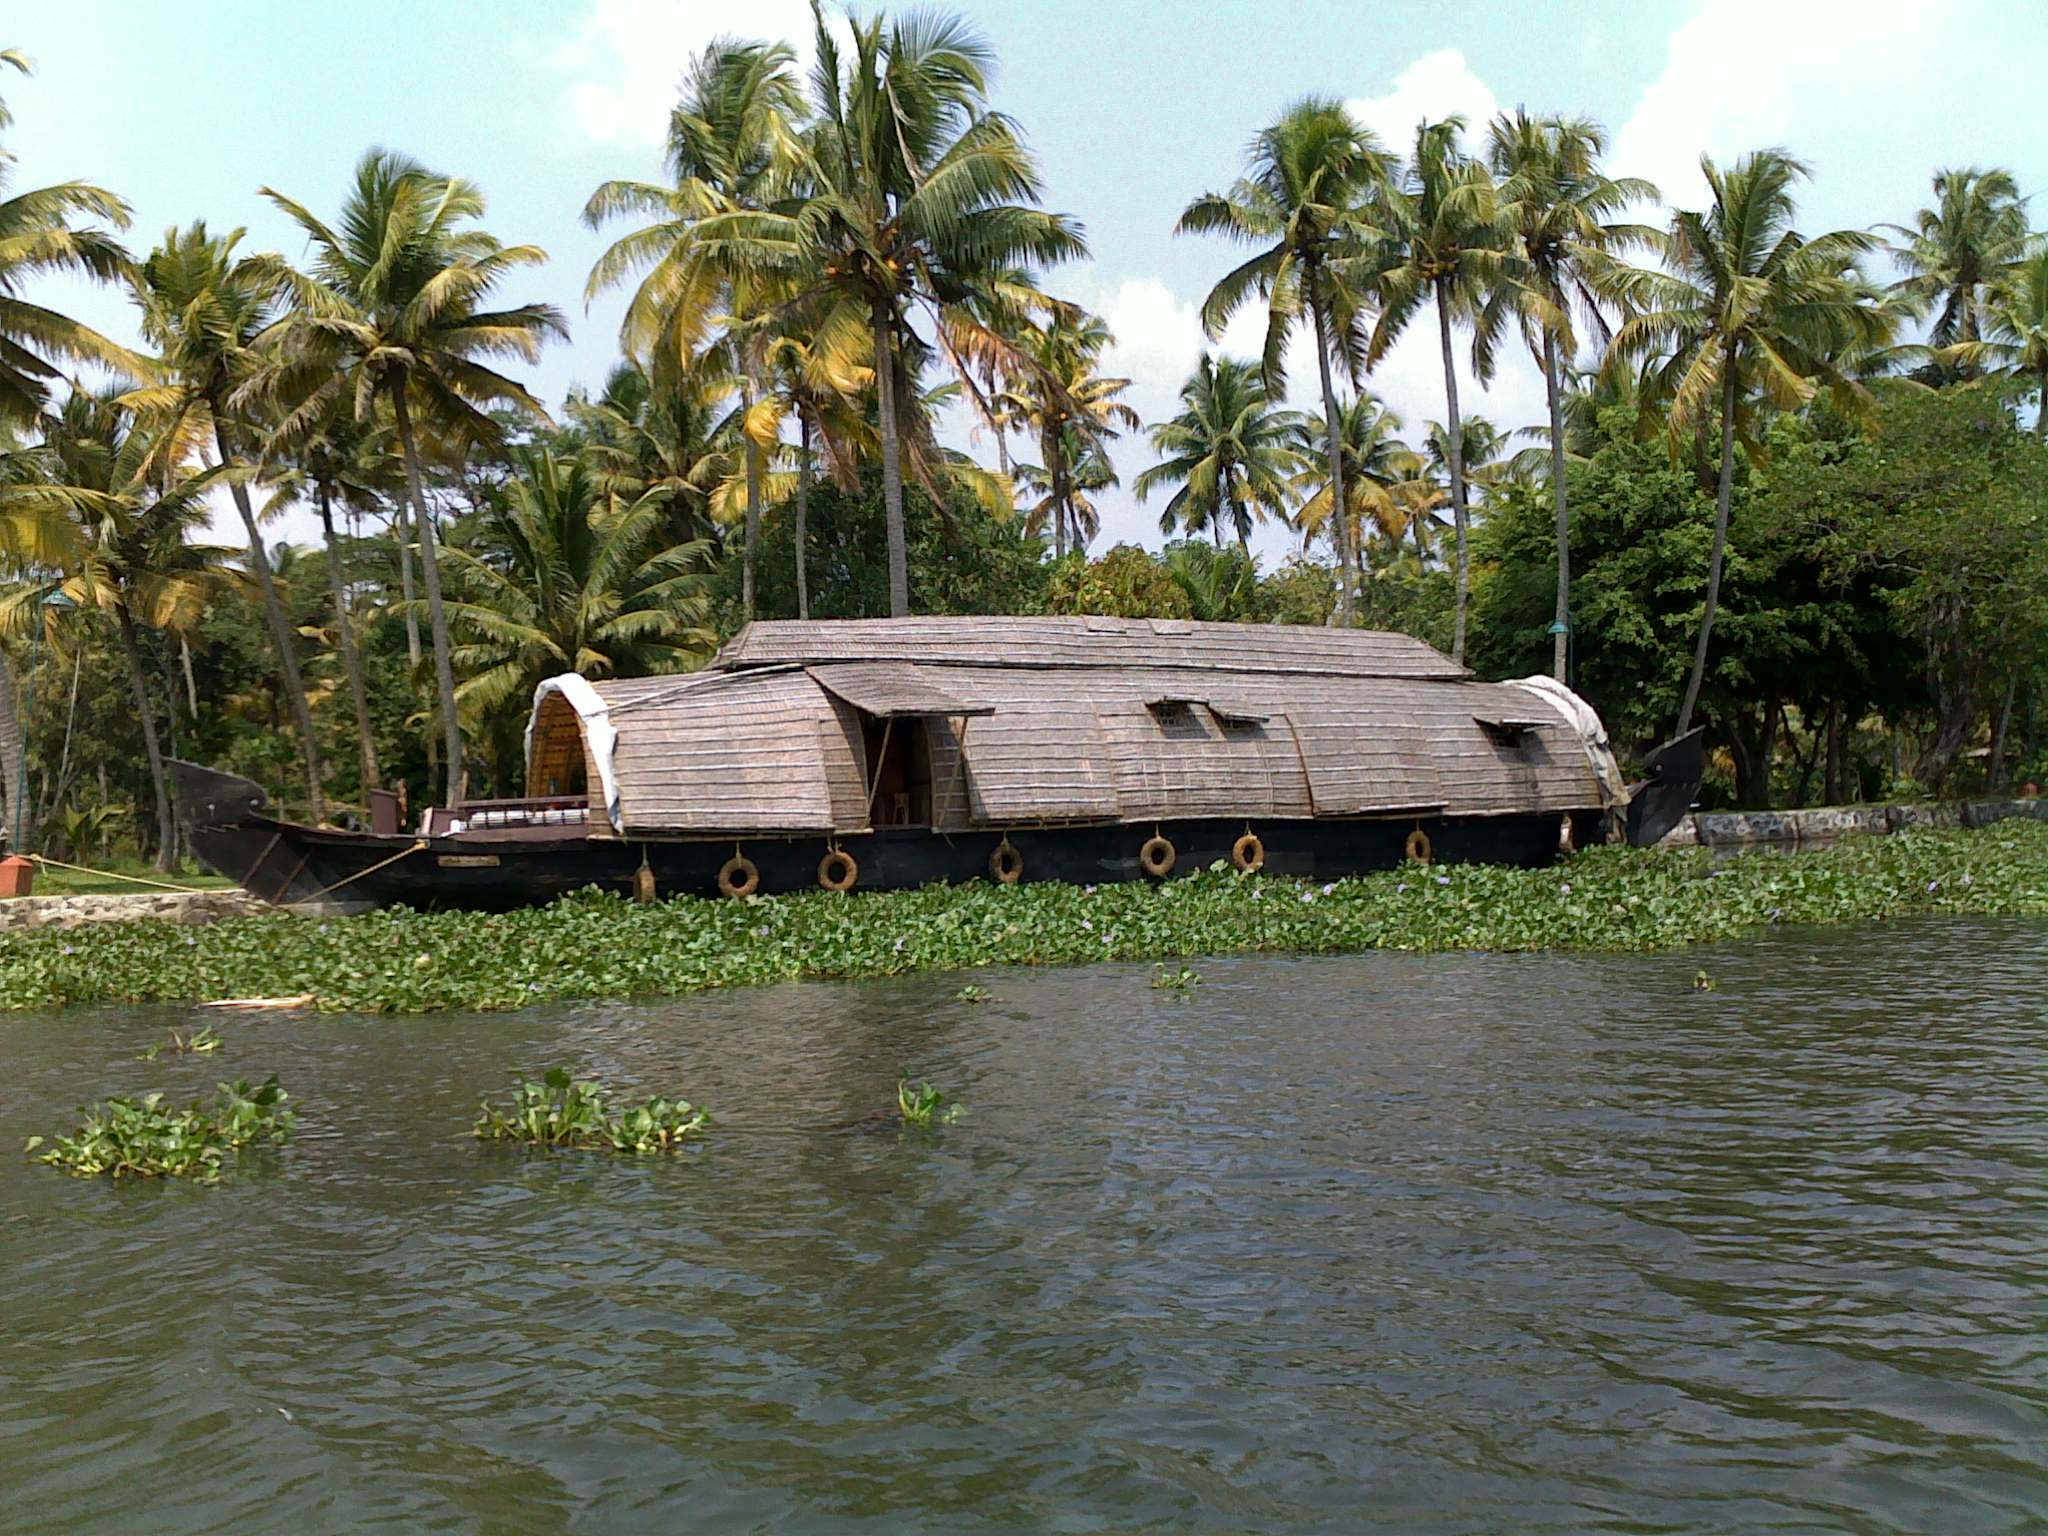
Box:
181, 806, 1604, 912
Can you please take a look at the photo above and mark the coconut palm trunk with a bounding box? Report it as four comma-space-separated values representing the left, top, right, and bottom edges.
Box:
1676, 372, 1739, 738
741, 372, 762, 624
389, 385, 465, 806
391, 498, 423, 667
113, 604, 175, 870
317, 485, 382, 795
0, 651, 24, 851
1433, 280, 1471, 665
872, 303, 910, 617
1044, 422, 1066, 560
212, 413, 324, 819
1544, 331, 1571, 681
795, 408, 812, 621
1309, 275, 1354, 627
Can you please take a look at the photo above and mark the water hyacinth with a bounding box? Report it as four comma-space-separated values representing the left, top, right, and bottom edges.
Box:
27, 1076, 293, 1180
897, 1077, 964, 1129
473, 1068, 710, 1153
0, 826, 2041, 1015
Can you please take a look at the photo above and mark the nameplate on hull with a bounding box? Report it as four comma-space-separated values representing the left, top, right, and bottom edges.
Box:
436, 854, 502, 868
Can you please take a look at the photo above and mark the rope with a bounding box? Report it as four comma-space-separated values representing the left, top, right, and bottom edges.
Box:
287, 839, 427, 906
27, 855, 211, 894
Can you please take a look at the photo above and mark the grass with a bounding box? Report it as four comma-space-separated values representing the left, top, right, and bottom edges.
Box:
17, 857, 235, 900
0, 823, 2043, 1015
26, 1076, 293, 1179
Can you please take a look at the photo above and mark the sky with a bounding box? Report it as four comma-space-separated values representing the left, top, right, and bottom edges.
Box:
9, 0, 2048, 562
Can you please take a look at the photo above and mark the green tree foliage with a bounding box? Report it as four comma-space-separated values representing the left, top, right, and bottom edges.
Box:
1134, 354, 1303, 548
713, 466, 1050, 626
1178, 96, 1392, 622
440, 448, 713, 788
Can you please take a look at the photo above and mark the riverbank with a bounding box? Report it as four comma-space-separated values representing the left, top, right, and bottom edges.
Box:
2, 822, 2042, 1014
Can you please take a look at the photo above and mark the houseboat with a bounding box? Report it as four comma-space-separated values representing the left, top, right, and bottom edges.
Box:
174, 616, 1696, 911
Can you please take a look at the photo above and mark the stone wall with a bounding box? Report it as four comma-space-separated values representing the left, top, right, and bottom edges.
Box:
1669, 798, 2046, 850
0, 889, 283, 933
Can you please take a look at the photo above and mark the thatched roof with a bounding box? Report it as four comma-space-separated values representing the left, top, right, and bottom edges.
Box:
527, 617, 1622, 838
714, 615, 1466, 679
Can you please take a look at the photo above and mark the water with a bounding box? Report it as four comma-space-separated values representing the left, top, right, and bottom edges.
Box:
2, 918, 2044, 1534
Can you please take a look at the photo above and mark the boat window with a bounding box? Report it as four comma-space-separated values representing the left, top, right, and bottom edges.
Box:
1147, 699, 1196, 727
1475, 715, 1544, 748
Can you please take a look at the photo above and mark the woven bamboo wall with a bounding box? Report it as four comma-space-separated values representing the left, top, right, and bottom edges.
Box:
554, 620, 1607, 836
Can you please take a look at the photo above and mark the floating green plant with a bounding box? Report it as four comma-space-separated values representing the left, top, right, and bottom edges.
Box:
897, 1076, 963, 1129
1, 824, 2043, 1015
1693, 969, 1717, 992
139, 1024, 221, 1060
1152, 965, 1201, 991
473, 1067, 710, 1153
954, 984, 993, 1003
26, 1076, 293, 1180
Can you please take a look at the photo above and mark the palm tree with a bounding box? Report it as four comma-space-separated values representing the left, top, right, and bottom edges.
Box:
259, 150, 566, 805
1133, 353, 1303, 549
7, 389, 233, 866
437, 448, 712, 746
128, 222, 329, 818
0, 427, 91, 847
1287, 391, 1423, 600
1486, 111, 1655, 680
583, 38, 803, 625
1162, 540, 1261, 622
1603, 148, 1891, 737
759, 327, 869, 618
1177, 97, 1391, 626
1015, 428, 1117, 551
0, 45, 27, 140
0, 135, 136, 428
1881, 167, 2028, 358
999, 312, 1138, 557
1366, 118, 1514, 665
683, 6, 1084, 617
571, 357, 740, 550
1943, 240, 2048, 436
266, 401, 397, 797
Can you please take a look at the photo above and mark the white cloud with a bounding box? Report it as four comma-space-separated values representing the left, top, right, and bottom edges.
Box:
1346, 48, 1498, 158
1609, 0, 1961, 209
1076, 44, 1534, 556
552, 0, 818, 149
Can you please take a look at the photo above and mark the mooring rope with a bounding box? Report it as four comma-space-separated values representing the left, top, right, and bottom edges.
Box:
26, 855, 212, 894
286, 839, 428, 906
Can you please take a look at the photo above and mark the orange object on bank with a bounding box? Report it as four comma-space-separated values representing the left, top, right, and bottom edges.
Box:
0, 855, 35, 898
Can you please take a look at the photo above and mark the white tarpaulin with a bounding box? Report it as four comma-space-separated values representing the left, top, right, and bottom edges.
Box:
1507, 675, 1630, 811
525, 674, 624, 834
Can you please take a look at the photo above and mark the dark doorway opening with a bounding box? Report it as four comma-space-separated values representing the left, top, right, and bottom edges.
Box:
862, 716, 933, 827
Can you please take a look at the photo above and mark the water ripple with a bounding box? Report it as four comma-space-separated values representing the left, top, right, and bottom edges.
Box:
1, 916, 2043, 1533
